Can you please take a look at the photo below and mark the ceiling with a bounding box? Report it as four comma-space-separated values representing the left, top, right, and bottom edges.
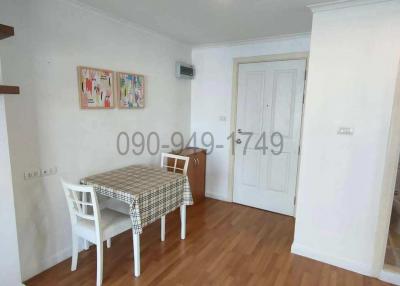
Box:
74, 0, 333, 45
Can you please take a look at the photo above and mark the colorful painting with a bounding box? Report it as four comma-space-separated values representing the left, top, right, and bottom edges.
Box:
117, 72, 145, 109
78, 66, 114, 109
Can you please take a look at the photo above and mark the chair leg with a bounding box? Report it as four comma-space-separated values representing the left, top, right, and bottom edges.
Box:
96, 241, 103, 286
71, 234, 78, 271
107, 239, 111, 248
133, 231, 140, 277
180, 205, 186, 240
161, 215, 165, 241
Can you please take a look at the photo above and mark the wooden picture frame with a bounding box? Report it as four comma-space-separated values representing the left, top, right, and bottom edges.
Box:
116, 72, 145, 109
78, 66, 115, 109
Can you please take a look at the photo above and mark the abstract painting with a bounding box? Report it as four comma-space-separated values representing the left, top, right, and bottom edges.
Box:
78, 66, 114, 109
117, 72, 145, 109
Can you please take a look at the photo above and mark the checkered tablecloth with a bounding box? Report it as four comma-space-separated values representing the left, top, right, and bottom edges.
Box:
80, 165, 193, 234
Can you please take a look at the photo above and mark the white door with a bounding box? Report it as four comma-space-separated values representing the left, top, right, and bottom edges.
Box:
233, 59, 306, 216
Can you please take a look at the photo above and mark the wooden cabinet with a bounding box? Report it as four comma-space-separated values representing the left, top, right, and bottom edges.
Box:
172, 148, 206, 203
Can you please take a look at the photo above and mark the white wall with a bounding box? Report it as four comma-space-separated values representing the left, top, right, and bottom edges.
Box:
0, 0, 191, 280
191, 35, 310, 201
0, 62, 23, 285
292, 0, 400, 276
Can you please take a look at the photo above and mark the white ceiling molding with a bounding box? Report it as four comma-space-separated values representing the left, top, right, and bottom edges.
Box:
193, 32, 311, 50
308, 0, 393, 13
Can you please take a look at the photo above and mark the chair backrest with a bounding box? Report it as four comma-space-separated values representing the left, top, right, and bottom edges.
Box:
61, 179, 101, 232
161, 153, 190, 176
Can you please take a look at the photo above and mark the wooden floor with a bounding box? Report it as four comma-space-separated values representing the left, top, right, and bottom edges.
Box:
26, 199, 391, 286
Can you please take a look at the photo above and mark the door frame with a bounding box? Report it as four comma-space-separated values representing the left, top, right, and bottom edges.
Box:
227, 52, 309, 216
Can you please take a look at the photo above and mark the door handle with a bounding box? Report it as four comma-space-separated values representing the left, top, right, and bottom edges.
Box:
237, 129, 243, 134
236, 139, 242, 144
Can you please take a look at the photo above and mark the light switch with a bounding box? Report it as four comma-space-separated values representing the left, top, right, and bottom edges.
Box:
24, 171, 33, 180
337, 127, 354, 135
219, 116, 227, 122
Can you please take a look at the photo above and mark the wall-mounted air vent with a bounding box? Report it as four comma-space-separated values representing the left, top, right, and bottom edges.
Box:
176, 62, 195, 79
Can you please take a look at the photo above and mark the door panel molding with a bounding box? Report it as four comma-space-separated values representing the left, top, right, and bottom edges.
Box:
271, 69, 298, 138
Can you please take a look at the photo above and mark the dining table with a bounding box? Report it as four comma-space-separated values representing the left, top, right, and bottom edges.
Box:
80, 164, 193, 277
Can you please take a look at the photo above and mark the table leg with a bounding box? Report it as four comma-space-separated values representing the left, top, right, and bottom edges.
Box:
180, 205, 186, 240
132, 230, 140, 277
161, 215, 165, 241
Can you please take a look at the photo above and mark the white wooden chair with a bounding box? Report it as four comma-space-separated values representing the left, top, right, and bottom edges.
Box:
61, 179, 132, 286
160, 153, 190, 241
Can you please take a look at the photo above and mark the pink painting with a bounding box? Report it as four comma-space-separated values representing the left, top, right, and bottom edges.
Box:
78, 66, 114, 109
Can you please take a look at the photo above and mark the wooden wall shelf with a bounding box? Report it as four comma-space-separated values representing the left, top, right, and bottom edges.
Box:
0, 24, 19, 94
0, 24, 14, 40
0, 85, 20, 95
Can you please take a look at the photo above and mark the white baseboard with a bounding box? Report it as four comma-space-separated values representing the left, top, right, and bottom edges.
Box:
380, 265, 400, 285
23, 246, 72, 281
43, 247, 72, 270
291, 242, 374, 277
205, 192, 231, 202
23, 243, 87, 281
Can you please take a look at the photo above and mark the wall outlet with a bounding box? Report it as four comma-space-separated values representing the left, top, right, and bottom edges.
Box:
40, 169, 49, 176
40, 166, 58, 177
24, 166, 58, 180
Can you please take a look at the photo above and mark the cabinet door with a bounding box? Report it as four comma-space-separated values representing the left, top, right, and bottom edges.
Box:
188, 152, 205, 203
188, 154, 200, 202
